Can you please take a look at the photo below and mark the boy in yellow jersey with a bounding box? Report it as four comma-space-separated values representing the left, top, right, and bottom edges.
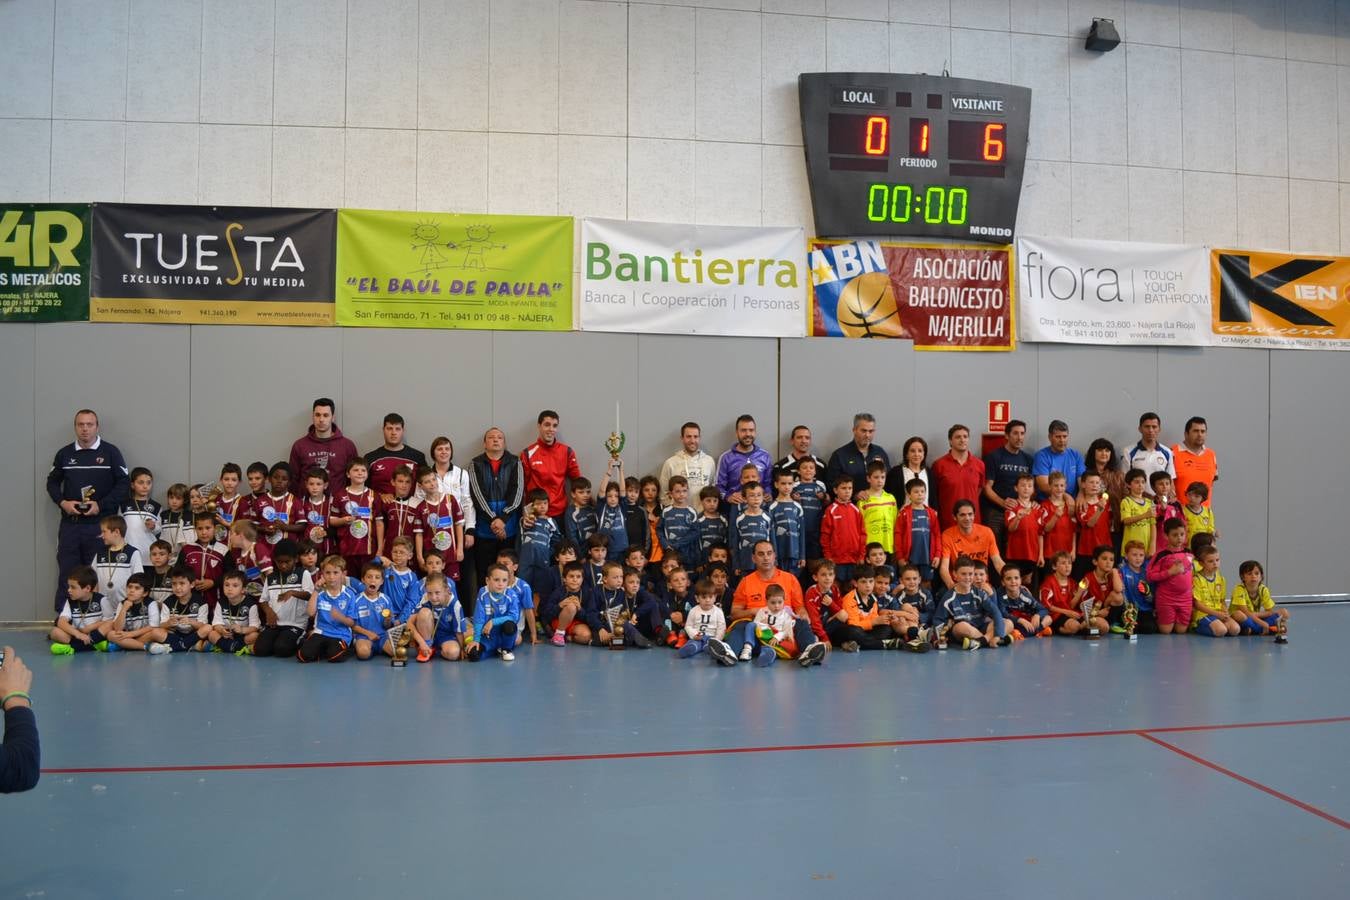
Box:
856, 461, 898, 554
1190, 545, 1238, 636
1181, 482, 1218, 541
1119, 469, 1156, 555
1229, 559, 1289, 636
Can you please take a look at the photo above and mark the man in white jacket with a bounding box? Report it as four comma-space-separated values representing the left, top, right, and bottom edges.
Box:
658, 422, 715, 507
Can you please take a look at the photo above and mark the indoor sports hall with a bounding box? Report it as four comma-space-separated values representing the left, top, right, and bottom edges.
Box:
1, 2, 1347, 899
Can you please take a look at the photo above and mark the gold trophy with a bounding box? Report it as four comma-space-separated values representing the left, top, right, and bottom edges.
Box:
1274, 617, 1288, 644
1122, 602, 1138, 642
76, 485, 96, 515
608, 606, 631, 650
383, 609, 413, 667
605, 401, 626, 461
1081, 598, 1100, 639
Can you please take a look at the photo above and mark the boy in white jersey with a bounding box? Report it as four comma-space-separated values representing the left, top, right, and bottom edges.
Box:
678, 579, 729, 661
92, 515, 144, 607
105, 572, 162, 652
255, 541, 313, 658
49, 565, 115, 654
119, 467, 160, 560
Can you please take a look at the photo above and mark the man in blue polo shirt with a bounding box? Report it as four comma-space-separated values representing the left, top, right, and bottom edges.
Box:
982, 419, 1034, 552
1032, 420, 1085, 504
46, 409, 129, 612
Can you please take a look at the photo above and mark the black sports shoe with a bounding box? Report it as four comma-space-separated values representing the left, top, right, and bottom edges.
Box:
707, 639, 737, 667
799, 641, 829, 667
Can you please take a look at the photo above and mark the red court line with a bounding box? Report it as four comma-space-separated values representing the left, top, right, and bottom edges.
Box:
41, 714, 1350, 776
1137, 732, 1350, 831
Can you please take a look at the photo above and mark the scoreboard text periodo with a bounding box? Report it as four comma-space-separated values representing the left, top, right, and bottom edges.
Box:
799, 73, 1032, 242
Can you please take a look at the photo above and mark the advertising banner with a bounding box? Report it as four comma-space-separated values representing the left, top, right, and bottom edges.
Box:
1017, 236, 1212, 345
1211, 249, 1350, 350
90, 204, 335, 325
580, 218, 806, 337
808, 239, 1014, 350
336, 209, 572, 330
0, 203, 90, 322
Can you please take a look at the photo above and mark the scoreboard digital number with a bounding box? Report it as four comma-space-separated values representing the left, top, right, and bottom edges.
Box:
799, 73, 1032, 242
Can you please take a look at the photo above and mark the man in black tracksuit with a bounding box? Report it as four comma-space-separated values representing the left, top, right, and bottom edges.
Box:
46, 409, 129, 612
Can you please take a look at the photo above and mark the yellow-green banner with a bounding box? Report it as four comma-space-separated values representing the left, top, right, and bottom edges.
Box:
336, 209, 572, 330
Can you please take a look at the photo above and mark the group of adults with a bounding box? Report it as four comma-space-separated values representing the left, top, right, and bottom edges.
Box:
46, 401, 1218, 610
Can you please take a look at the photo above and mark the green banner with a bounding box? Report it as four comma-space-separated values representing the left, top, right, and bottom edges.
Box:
336, 209, 572, 330
0, 203, 90, 322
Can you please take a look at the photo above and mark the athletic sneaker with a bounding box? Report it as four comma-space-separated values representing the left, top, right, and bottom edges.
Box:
674, 632, 689, 649
631, 631, 654, 649
105, 642, 121, 652
961, 637, 981, 651
551, 630, 566, 646
840, 640, 860, 653
738, 643, 753, 661
880, 638, 902, 650
753, 647, 777, 667
93, 640, 110, 652
416, 647, 433, 662
234, 645, 253, 656
147, 642, 171, 655
799, 641, 829, 667
498, 648, 515, 661
1037, 626, 1053, 637
708, 639, 737, 667
1109, 624, 1126, 634
50, 643, 74, 656
904, 638, 930, 653
997, 635, 1013, 647
663, 628, 679, 648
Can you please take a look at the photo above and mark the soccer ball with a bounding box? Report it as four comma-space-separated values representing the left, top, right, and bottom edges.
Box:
836, 272, 907, 338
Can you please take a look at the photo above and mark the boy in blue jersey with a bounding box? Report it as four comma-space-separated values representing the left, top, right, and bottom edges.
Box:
936, 556, 1011, 650
897, 564, 937, 647
1118, 540, 1157, 634
299, 555, 357, 662
581, 535, 608, 591
350, 561, 394, 660
495, 548, 537, 644
584, 562, 653, 648
542, 561, 592, 646
382, 538, 422, 622
517, 488, 561, 596
596, 481, 629, 561
694, 486, 728, 569
621, 566, 665, 647
659, 476, 700, 564
769, 470, 806, 574
996, 565, 1051, 639
791, 457, 828, 562
562, 478, 598, 546
660, 565, 694, 647
402, 572, 473, 662
474, 563, 522, 661
730, 482, 772, 575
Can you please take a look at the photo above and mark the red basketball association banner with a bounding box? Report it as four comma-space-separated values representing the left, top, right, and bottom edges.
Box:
808, 240, 1014, 350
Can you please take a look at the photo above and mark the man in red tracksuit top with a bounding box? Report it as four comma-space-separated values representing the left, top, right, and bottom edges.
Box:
820, 478, 866, 588
522, 409, 582, 519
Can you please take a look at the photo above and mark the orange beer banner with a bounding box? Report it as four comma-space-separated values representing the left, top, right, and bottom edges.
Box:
808, 239, 1014, 350
1212, 249, 1350, 350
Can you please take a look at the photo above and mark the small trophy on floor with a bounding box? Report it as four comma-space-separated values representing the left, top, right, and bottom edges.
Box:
1274, 617, 1289, 644
1082, 598, 1100, 639
608, 607, 631, 650
383, 609, 412, 667
935, 621, 951, 651
1122, 602, 1138, 642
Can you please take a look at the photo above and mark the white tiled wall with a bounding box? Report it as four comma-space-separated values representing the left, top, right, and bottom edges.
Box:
2, 0, 1345, 247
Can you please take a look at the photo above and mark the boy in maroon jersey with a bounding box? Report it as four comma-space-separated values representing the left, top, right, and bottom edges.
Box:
296, 468, 334, 557
415, 467, 465, 578
1038, 471, 1076, 569
380, 466, 424, 567
333, 458, 382, 576
1073, 472, 1113, 580
227, 520, 274, 600
212, 463, 246, 538
180, 510, 230, 613
256, 462, 302, 547
241, 462, 269, 524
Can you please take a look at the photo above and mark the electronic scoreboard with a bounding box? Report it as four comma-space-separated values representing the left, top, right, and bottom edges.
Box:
799, 73, 1032, 243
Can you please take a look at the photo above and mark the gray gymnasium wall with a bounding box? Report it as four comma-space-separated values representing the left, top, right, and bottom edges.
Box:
4, 0, 1350, 618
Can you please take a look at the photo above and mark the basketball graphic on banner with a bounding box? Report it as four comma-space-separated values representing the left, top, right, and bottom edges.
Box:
836, 272, 907, 339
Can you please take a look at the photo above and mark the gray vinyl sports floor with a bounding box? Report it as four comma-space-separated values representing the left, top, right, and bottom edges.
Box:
3, 606, 1348, 899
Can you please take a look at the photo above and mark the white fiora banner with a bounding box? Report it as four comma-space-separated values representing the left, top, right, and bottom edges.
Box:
581, 218, 806, 337
1017, 235, 1213, 346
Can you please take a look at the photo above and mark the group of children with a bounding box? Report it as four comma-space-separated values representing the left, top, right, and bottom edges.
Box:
48, 445, 1290, 665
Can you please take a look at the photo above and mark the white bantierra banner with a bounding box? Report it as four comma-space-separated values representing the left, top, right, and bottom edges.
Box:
581, 218, 806, 337
1017, 235, 1213, 346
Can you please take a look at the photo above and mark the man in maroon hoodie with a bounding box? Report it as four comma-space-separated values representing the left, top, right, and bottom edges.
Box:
289, 398, 359, 492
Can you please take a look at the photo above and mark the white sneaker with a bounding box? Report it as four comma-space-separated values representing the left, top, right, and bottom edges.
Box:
148, 642, 171, 655
707, 639, 737, 667
498, 649, 515, 661
738, 644, 753, 661
799, 641, 829, 667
